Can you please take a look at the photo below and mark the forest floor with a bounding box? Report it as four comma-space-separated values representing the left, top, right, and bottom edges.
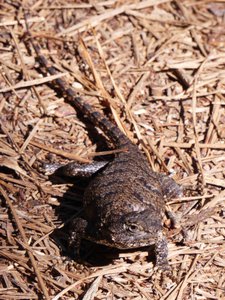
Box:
0, 1, 225, 299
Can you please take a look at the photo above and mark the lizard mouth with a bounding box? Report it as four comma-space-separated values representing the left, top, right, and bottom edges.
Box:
86, 233, 157, 249
108, 233, 158, 249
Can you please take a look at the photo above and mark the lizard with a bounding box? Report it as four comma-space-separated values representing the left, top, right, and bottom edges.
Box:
26, 25, 182, 270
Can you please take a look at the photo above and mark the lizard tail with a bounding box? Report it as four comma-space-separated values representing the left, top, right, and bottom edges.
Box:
25, 26, 130, 149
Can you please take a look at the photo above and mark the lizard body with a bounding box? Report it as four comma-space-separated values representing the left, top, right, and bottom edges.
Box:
27, 32, 182, 269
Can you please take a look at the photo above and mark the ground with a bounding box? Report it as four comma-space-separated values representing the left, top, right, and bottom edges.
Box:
0, 1, 225, 299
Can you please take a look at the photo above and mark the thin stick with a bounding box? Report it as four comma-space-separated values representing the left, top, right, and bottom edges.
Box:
0, 186, 50, 300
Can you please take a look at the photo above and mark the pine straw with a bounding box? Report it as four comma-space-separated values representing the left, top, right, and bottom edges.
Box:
0, 1, 225, 299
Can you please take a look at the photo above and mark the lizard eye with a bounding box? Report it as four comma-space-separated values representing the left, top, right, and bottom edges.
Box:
126, 223, 142, 232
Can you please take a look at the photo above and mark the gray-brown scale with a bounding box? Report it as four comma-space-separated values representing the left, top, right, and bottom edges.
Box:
29, 34, 182, 269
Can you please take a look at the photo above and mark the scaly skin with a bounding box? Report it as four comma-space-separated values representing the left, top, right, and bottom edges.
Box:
27, 30, 182, 269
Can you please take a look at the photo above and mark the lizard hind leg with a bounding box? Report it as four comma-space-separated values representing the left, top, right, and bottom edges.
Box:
158, 174, 183, 201
43, 161, 109, 177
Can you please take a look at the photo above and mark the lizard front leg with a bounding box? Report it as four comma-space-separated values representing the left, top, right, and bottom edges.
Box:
68, 217, 88, 256
155, 231, 169, 270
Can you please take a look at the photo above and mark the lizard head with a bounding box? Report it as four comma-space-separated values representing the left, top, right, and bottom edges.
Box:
105, 209, 163, 249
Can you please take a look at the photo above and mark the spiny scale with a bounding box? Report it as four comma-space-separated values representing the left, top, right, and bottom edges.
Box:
28, 30, 182, 269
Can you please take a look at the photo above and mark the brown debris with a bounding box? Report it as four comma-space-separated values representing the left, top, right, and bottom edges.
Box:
0, 1, 224, 299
